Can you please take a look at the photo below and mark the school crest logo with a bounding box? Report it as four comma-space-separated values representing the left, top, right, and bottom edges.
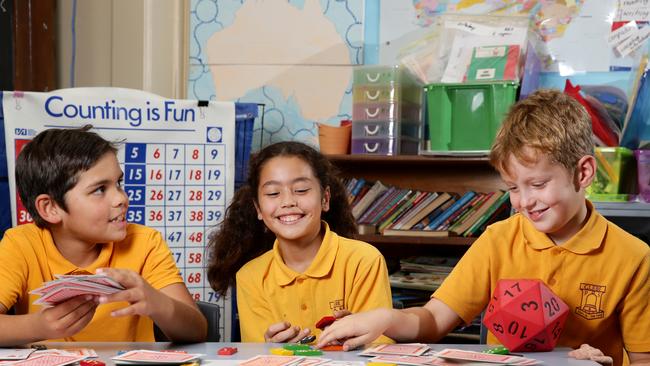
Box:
575, 283, 606, 320
329, 299, 344, 312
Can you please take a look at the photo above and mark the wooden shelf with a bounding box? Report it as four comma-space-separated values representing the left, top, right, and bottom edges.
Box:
327, 154, 491, 165
354, 234, 475, 247
328, 154, 506, 193
594, 201, 650, 217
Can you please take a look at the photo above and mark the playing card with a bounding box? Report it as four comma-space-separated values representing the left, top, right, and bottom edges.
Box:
316, 362, 365, 366
239, 355, 304, 366
360, 344, 430, 357
55, 274, 124, 289
57, 348, 99, 358
33, 286, 114, 306
112, 350, 201, 364
0, 349, 35, 360
369, 354, 439, 366
436, 349, 534, 364
10, 354, 86, 366
294, 358, 329, 366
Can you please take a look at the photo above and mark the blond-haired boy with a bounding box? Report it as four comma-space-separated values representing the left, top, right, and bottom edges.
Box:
317, 90, 650, 366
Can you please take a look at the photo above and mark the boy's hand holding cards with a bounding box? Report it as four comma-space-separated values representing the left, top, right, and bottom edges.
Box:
30, 274, 124, 306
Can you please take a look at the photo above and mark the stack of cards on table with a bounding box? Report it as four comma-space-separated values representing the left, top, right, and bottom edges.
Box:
30, 274, 124, 306
435, 349, 541, 365
238, 355, 365, 366
360, 345, 540, 365
0, 348, 96, 366
360, 344, 440, 365
112, 350, 202, 365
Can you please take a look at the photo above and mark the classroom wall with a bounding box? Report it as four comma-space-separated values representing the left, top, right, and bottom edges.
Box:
56, 0, 188, 99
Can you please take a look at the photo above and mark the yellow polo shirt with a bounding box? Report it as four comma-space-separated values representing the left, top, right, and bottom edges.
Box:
0, 223, 183, 341
236, 222, 393, 342
433, 201, 650, 366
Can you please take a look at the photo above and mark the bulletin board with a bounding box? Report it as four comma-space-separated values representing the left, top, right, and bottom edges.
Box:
1, 88, 235, 340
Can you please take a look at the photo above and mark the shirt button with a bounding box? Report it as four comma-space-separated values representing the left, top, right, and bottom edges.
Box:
297, 278, 304, 284
301, 304, 307, 311
548, 278, 556, 285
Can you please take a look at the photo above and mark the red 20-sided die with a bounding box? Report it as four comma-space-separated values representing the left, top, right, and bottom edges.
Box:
483, 279, 569, 352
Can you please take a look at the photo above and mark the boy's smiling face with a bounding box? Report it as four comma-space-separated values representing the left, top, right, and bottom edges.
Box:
500, 148, 595, 244
53, 152, 129, 246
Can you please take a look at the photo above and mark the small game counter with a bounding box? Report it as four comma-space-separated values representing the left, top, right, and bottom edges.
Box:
36, 342, 598, 366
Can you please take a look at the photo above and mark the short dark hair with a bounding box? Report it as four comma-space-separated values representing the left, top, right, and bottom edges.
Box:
15, 125, 118, 227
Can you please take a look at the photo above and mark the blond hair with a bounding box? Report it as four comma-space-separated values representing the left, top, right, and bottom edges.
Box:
489, 89, 593, 175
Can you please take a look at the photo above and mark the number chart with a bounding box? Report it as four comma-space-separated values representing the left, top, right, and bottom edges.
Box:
2, 88, 235, 339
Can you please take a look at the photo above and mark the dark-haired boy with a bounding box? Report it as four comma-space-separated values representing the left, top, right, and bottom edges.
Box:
0, 126, 207, 344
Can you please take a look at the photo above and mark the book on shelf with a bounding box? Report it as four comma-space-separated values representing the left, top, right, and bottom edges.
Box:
463, 191, 511, 237
412, 195, 457, 230
357, 186, 395, 223
450, 191, 504, 235
390, 191, 438, 230
350, 183, 371, 207
377, 190, 425, 233
440, 192, 493, 231
372, 189, 413, 226
367, 188, 410, 225
347, 178, 366, 204
434, 192, 486, 231
447, 192, 494, 232
389, 271, 448, 291
351, 181, 388, 220
399, 192, 451, 230
425, 191, 477, 230
382, 228, 456, 237
399, 256, 458, 274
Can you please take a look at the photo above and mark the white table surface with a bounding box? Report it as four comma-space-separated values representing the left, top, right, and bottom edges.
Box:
39, 342, 599, 366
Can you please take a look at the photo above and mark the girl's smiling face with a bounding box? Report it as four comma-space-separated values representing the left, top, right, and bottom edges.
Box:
255, 156, 330, 247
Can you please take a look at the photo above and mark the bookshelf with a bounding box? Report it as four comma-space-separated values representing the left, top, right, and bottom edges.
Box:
329, 154, 506, 252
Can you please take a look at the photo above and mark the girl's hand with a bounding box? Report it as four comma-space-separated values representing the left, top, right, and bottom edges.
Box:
95, 268, 165, 318
264, 321, 311, 343
568, 344, 613, 365
316, 308, 391, 351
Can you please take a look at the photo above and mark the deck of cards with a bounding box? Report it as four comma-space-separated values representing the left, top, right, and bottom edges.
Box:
30, 274, 124, 307
238, 355, 364, 366
0, 348, 96, 366
112, 350, 202, 365
359, 345, 541, 365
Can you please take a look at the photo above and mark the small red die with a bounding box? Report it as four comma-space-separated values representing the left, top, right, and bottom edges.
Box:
217, 347, 237, 356
80, 360, 105, 366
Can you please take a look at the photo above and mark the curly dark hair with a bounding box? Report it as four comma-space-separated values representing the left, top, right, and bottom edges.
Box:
207, 141, 356, 296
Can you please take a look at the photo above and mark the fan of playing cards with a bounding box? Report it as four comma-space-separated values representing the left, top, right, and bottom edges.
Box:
30, 274, 125, 307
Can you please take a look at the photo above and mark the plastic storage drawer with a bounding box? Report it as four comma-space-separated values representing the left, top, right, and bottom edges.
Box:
353, 65, 420, 86
352, 121, 420, 139
351, 137, 419, 155
352, 102, 421, 122
353, 84, 422, 105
